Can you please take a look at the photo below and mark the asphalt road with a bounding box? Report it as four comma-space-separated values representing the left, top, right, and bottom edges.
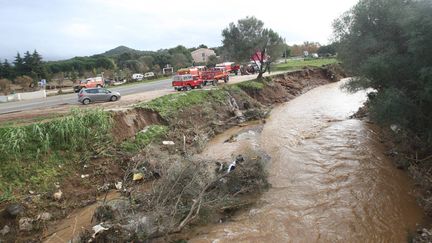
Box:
0, 78, 173, 114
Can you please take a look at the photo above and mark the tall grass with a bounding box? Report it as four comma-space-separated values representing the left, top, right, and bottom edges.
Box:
273, 58, 337, 72
0, 108, 111, 158
0, 108, 112, 197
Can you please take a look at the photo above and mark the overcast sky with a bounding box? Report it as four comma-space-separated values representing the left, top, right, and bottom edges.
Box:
0, 0, 358, 61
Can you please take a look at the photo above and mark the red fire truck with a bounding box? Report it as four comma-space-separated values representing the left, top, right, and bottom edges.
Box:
172, 66, 229, 91
216, 62, 240, 75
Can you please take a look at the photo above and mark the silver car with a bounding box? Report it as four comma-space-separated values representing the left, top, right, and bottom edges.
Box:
78, 88, 121, 105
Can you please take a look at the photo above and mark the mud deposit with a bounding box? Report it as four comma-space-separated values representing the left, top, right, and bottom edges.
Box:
186, 79, 423, 242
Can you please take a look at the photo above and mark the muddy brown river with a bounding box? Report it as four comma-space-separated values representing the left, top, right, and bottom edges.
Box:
191, 80, 423, 242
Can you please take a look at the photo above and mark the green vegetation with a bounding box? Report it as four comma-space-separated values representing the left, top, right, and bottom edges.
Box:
0, 45, 195, 90
121, 125, 168, 153
273, 58, 337, 72
222, 16, 285, 79
0, 108, 112, 198
333, 0, 432, 144
236, 80, 265, 91
136, 89, 228, 119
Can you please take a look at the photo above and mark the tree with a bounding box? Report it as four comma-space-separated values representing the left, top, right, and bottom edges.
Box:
207, 55, 219, 68
281, 44, 291, 58
168, 45, 193, 64
317, 43, 337, 56
30, 50, 48, 80
333, 0, 432, 143
139, 56, 155, 69
222, 16, 284, 79
0, 60, 14, 79
290, 42, 321, 56
22, 51, 33, 75
58, 72, 65, 93
170, 53, 191, 70
13, 53, 24, 77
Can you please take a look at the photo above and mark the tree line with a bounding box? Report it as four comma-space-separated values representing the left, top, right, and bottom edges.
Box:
334, 0, 432, 144
0, 17, 336, 91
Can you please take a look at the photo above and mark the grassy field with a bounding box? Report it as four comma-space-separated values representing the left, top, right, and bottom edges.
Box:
273, 58, 338, 72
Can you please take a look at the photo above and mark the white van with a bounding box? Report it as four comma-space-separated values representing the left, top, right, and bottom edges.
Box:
144, 72, 155, 78
132, 73, 144, 80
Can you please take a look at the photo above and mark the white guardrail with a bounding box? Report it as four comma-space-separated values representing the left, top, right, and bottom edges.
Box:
0, 90, 47, 103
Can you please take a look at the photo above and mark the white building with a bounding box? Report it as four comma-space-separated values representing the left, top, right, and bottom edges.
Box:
191, 48, 216, 63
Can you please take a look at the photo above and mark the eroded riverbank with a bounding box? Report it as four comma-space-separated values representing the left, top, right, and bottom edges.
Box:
186, 80, 423, 242
3, 66, 416, 242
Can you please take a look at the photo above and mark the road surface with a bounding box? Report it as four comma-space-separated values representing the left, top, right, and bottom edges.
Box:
0, 71, 288, 115
0, 78, 173, 114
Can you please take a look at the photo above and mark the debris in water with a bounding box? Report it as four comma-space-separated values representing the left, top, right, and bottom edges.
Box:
236, 154, 245, 163
92, 223, 109, 238
53, 190, 62, 201
0, 225, 10, 236
37, 212, 52, 221
81, 174, 90, 178
98, 183, 111, 192
227, 161, 236, 173
133, 173, 144, 181
390, 124, 399, 132
162, 141, 175, 145
18, 217, 33, 232
215, 162, 225, 172
115, 181, 123, 190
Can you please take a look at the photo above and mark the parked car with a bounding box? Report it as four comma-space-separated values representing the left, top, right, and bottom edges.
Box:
74, 77, 104, 92
132, 73, 144, 80
144, 72, 155, 78
78, 88, 121, 105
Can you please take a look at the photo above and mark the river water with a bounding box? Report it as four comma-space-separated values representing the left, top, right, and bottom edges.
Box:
189, 80, 423, 242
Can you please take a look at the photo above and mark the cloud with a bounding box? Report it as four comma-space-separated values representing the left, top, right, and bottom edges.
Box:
62, 21, 94, 38
0, 0, 359, 60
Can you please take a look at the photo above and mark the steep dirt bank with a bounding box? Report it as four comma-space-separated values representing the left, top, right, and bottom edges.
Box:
0, 65, 343, 242
111, 108, 165, 142
240, 65, 345, 105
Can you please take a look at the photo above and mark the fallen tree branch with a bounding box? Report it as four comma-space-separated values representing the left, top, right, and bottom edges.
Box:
174, 172, 229, 232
